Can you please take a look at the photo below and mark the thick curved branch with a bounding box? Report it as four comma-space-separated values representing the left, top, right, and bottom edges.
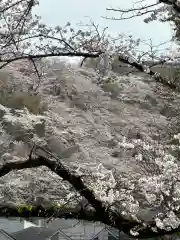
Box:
0, 155, 111, 222
0, 51, 102, 69
1, 154, 180, 238
118, 54, 178, 91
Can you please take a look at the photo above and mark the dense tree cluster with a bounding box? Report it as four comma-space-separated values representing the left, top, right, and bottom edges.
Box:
1, 0, 180, 239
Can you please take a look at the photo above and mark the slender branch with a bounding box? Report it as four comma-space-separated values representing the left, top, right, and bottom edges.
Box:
106, 3, 160, 13
105, 0, 180, 21
105, 2, 160, 21
28, 56, 42, 91
80, 57, 87, 67
103, 9, 160, 21
0, 34, 76, 51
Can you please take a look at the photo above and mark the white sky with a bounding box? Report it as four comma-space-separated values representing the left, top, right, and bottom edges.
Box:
34, 0, 176, 54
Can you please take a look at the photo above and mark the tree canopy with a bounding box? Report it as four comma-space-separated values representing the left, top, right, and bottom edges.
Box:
1, 0, 180, 239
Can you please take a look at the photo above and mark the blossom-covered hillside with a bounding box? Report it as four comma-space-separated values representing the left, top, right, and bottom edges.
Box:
0, 59, 180, 230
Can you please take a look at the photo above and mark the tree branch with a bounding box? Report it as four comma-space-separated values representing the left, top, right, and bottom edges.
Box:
105, 2, 160, 21
105, 0, 180, 21
0, 155, 111, 223
118, 54, 178, 91
1, 152, 180, 238
106, 3, 160, 13
0, 51, 102, 69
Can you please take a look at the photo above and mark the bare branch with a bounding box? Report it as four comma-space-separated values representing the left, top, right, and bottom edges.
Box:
104, 0, 180, 21
105, 2, 160, 21
106, 3, 160, 13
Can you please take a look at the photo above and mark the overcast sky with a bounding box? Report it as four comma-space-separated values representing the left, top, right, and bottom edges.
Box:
35, 0, 176, 53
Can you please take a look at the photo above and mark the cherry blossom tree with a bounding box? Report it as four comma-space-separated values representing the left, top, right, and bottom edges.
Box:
2, 118, 180, 238
104, 0, 180, 92
2, 0, 180, 239
0, 0, 105, 71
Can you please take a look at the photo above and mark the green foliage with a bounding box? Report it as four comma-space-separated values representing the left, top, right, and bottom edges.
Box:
0, 91, 47, 114
17, 205, 33, 214
15, 202, 70, 219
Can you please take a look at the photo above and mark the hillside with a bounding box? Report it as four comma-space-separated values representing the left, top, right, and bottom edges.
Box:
0, 59, 179, 215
